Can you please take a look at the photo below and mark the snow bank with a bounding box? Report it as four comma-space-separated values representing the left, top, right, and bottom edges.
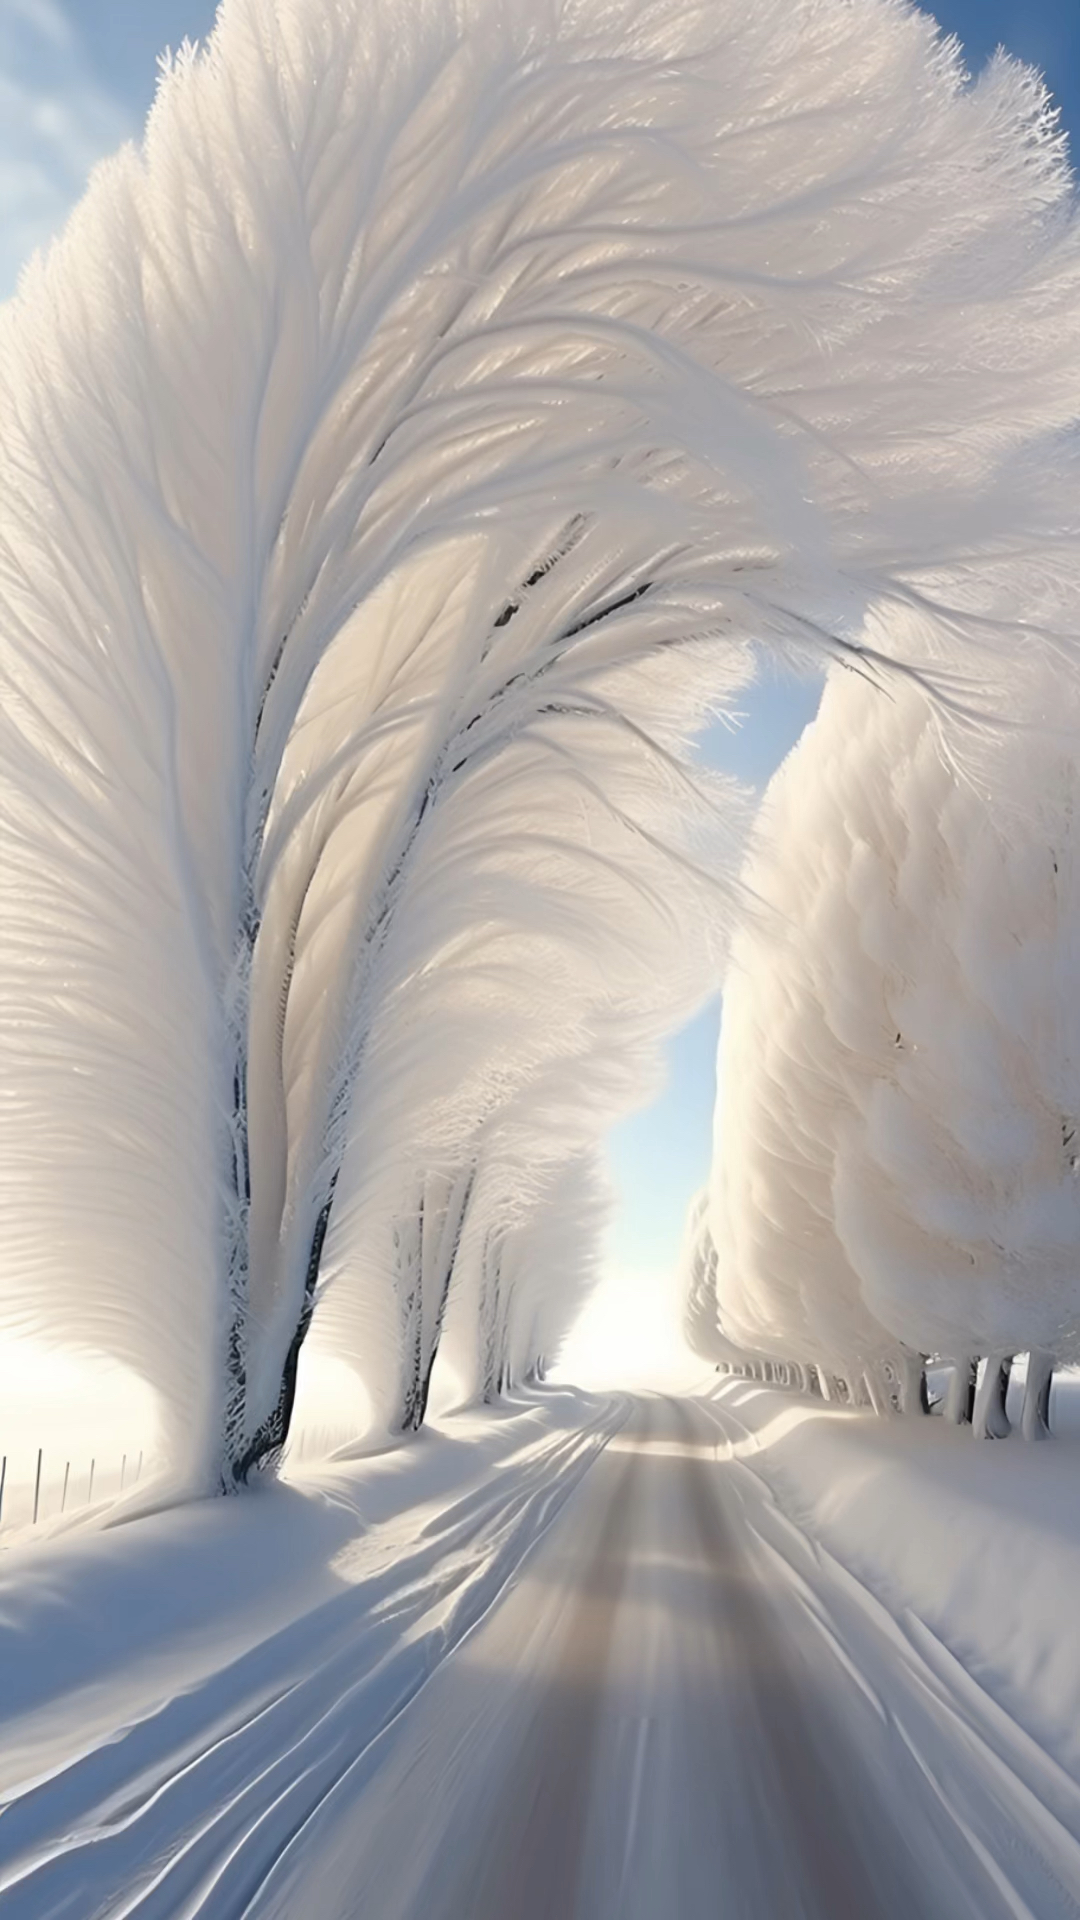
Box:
0, 1388, 621, 1811
704, 1378, 1080, 1778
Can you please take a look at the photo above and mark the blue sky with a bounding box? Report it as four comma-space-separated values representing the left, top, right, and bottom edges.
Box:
2, 0, 1076, 1285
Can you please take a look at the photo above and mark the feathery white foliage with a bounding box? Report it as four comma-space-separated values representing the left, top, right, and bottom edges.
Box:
307, 877, 716, 1437
707, 649, 1080, 1387
683, 1191, 742, 1369
3, 0, 1080, 1483
682, 1192, 722, 1361
499, 1156, 611, 1390
435, 1148, 612, 1407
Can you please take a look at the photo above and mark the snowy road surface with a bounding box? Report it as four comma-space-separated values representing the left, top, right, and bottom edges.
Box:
3, 1392, 1080, 1917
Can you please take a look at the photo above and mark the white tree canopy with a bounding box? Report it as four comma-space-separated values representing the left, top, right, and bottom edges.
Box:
708, 638, 1080, 1383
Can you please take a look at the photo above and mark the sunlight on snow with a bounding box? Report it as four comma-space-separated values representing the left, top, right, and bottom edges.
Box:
556, 1264, 707, 1392
0, 1338, 160, 1528
285, 1353, 375, 1467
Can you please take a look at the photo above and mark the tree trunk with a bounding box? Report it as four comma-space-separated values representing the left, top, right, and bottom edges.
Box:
972, 1354, 1013, 1439
874, 1359, 903, 1415
944, 1357, 978, 1425
862, 1370, 887, 1416
226, 1195, 332, 1485
1021, 1350, 1054, 1440
478, 1231, 504, 1406
897, 1351, 930, 1416
398, 1282, 425, 1433
410, 1168, 477, 1432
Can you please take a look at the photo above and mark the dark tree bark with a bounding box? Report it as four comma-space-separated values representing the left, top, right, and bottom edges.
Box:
962, 1358, 979, 1426
409, 1169, 476, 1431
227, 1191, 334, 1486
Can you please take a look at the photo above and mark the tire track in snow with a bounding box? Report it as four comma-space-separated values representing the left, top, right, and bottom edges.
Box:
693, 1389, 1080, 1918
676, 1398, 919, 1919
8, 1392, 1076, 1919
0, 1404, 625, 1920
434, 1404, 648, 1920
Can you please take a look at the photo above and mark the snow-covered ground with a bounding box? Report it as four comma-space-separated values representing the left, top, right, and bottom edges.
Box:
3, 1381, 1080, 1916
707, 1376, 1080, 1786
0, 1389, 621, 1911
0, 1341, 162, 1539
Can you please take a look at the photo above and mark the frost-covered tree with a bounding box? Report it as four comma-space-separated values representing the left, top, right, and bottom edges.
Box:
427, 1148, 611, 1408
682, 1192, 759, 1373
705, 881, 926, 1408
492, 1157, 611, 1394
3, 0, 1080, 1494
305, 905, 719, 1441
708, 639, 1080, 1432
828, 666, 1080, 1431
683, 1194, 723, 1367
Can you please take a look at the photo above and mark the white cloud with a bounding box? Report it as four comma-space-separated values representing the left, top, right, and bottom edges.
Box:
4, 0, 74, 52
0, 0, 132, 297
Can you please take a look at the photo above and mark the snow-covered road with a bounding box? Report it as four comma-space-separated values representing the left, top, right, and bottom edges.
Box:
3, 1391, 1080, 1918
244, 1395, 1080, 1920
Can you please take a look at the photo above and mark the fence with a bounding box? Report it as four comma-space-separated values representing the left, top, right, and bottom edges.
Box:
0, 1447, 145, 1538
